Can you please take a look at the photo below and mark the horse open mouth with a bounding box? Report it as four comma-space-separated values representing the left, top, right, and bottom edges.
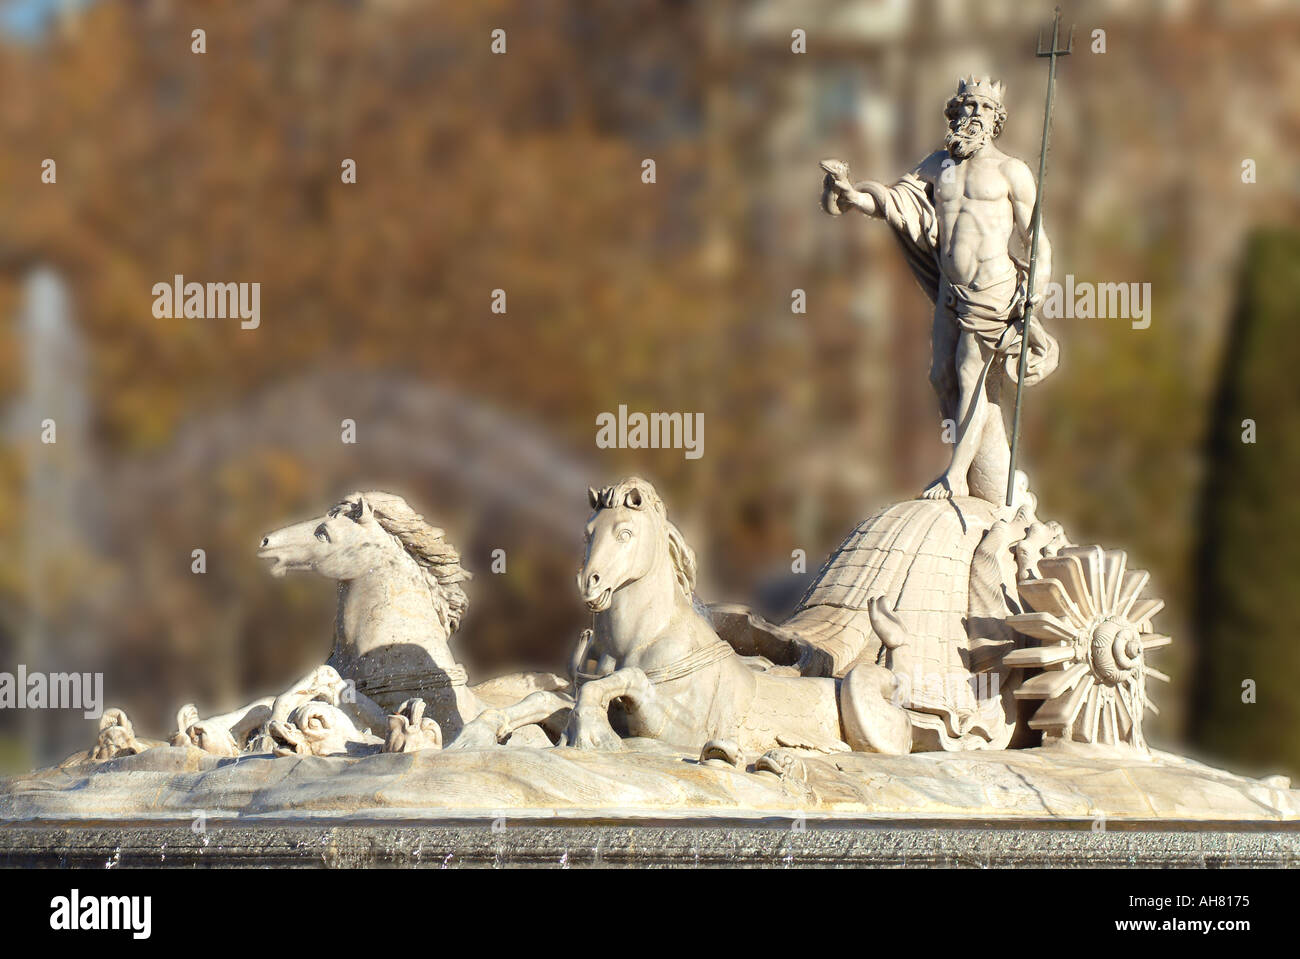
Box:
259, 555, 288, 577
258, 549, 303, 578
585, 587, 613, 612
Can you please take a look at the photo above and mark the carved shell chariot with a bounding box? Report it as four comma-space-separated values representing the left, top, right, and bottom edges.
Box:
722, 497, 1169, 752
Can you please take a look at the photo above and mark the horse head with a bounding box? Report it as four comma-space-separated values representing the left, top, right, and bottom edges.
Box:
258, 492, 473, 712
258, 492, 398, 581
579, 477, 696, 612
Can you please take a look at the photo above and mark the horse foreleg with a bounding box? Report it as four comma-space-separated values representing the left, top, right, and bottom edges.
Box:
270, 665, 344, 723
563, 667, 664, 749
223, 699, 275, 744
264, 664, 385, 734
448, 690, 573, 750
499, 690, 573, 743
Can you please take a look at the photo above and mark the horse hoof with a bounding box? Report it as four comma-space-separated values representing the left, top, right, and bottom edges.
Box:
700, 739, 743, 767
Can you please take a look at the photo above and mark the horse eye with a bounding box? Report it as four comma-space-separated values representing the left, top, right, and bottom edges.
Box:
314, 524, 331, 543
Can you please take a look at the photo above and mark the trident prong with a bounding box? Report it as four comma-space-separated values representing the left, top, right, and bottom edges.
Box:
1036, 22, 1075, 58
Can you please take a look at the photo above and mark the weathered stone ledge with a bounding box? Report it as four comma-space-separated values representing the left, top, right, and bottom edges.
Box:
2, 818, 1297, 868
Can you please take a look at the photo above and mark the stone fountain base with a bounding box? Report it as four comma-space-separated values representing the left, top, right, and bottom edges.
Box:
1, 739, 1297, 866
3, 739, 1295, 822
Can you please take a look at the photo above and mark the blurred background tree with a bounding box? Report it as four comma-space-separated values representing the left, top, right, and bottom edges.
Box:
1192, 230, 1300, 777
0, 0, 1295, 770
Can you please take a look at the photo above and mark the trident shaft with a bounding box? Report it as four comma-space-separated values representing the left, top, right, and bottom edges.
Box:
1005, 8, 1073, 507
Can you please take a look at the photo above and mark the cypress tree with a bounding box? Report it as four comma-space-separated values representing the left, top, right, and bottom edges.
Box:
1191, 230, 1300, 777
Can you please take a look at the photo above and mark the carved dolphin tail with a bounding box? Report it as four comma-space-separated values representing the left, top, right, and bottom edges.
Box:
830, 594, 915, 755
867, 594, 911, 673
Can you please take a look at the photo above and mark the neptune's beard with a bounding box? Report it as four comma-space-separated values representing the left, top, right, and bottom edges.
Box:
945, 116, 994, 160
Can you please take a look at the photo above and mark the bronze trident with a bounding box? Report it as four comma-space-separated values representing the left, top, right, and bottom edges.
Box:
1005, 7, 1074, 507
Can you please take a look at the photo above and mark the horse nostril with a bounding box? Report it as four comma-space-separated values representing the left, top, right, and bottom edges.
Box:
589, 573, 600, 586
260, 537, 269, 548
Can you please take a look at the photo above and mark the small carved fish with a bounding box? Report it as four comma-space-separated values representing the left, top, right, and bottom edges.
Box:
819, 158, 850, 180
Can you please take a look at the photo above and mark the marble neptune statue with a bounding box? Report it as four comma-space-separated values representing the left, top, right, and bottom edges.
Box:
822, 76, 1059, 504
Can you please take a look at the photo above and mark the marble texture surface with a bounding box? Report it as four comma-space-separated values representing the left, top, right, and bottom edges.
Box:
3, 740, 1295, 823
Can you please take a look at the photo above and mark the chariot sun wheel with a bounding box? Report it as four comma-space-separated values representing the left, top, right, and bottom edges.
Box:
1003, 545, 1170, 748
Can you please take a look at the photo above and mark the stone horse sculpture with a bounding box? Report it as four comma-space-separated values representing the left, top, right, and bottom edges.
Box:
72, 491, 571, 764
563, 477, 914, 757
257, 490, 568, 747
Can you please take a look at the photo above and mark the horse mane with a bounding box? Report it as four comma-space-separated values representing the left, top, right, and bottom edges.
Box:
345, 491, 472, 633
592, 477, 697, 599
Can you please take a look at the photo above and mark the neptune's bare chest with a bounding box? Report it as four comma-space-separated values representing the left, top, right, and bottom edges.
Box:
933, 158, 1011, 209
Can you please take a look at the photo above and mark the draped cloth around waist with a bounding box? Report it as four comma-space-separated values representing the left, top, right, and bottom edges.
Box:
941, 271, 1058, 386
